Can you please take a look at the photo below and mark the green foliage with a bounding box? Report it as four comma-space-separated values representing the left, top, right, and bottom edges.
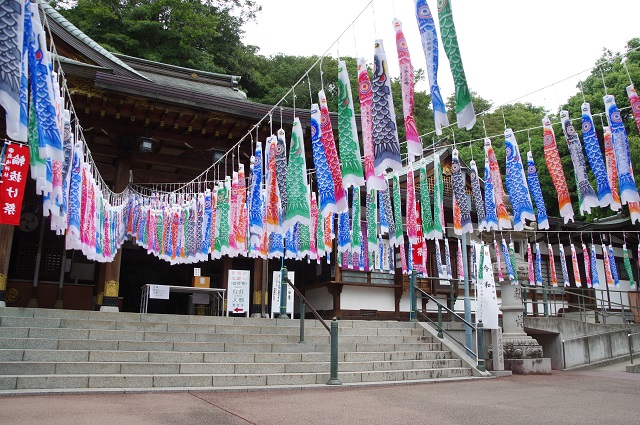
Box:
58, 0, 261, 75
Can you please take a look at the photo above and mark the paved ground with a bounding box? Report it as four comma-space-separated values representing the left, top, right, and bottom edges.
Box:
1, 363, 639, 425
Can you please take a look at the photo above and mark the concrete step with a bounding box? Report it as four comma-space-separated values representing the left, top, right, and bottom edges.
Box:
0, 365, 474, 390
0, 308, 482, 393
0, 358, 465, 376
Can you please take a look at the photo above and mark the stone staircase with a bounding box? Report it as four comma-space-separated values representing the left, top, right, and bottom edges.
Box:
0, 307, 485, 394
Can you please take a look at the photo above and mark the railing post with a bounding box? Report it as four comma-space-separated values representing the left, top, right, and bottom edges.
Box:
543, 285, 549, 317
299, 297, 305, 343
327, 318, 342, 385
410, 271, 417, 321
437, 305, 443, 339
630, 333, 634, 365
562, 339, 567, 369
476, 320, 485, 372
449, 283, 455, 323
280, 268, 289, 318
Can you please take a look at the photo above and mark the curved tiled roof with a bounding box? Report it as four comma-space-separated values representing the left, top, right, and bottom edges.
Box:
41, 2, 149, 81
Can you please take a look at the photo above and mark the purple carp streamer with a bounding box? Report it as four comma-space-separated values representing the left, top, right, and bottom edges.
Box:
469, 159, 486, 232
560, 110, 599, 214
559, 244, 570, 287
450, 149, 472, 234
483, 157, 499, 231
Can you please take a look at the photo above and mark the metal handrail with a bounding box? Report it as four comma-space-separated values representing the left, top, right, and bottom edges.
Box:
561, 327, 638, 369
281, 268, 341, 385
414, 287, 483, 366
629, 331, 640, 364
520, 285, 639, 325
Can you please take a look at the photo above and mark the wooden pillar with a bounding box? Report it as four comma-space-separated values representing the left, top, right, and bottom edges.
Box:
221, 256, 232, 314
27, 219, 46, 308
251, 258, 263, 317
100, 152, 130, 312
0, 225, 14, 307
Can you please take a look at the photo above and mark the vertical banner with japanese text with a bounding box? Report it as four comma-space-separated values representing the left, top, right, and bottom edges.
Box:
0, 143, 30, 225
227, 269, 250, 315
271, 271, 294, 317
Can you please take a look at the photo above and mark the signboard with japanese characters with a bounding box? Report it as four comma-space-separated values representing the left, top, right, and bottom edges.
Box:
149, 284, 170, 300
0, 143, 29, 225
227, 269, 250, 315
271, 271, 294, 317
474, 243, 499, 329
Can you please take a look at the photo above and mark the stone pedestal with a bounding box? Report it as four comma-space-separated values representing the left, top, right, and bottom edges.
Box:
499, 282, 551, 374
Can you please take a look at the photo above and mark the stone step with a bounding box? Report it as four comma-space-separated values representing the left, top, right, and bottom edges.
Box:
1, 316, 428, 338
0, 337, 443, 354
0, 358, 464, 376
0, 348, 453, 365
0, 326, 432, 345
0, 309, 425, 330
0, 365, 474, 390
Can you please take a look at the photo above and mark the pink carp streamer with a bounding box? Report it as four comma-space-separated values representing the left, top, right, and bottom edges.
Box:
393, 18, 421, 161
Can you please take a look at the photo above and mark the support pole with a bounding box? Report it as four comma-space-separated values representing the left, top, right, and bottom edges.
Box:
410, 270, 417, 321
299, 297, 305, 343
477, 320, 486, 372
461, 232, 472, 352
279, 267, 289, 318
27, 219, 46, 308
54, 248, 67, 309
327, 318, 342, 385
0, 224, 14, 308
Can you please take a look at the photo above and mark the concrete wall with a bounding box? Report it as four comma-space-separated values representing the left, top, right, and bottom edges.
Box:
526, 317, 640, 369
341, 286, 396, 311
305, 287, 333, 311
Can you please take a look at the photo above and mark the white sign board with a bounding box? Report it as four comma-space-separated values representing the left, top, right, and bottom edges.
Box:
475, 243, 500, 329
227, 269, 250, 315
193, 267, 201, 277
149, 285, 170, 300
271, 271, 295, 317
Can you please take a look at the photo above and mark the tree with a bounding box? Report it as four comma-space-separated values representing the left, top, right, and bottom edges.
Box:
57, 0, 261, 76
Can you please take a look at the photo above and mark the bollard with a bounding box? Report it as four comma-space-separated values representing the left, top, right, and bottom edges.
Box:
327, 318, 342, 385
280, 268, 289, 318
299, 298, 305, 343
410, 271, 416, 321
437, 305, 443, 339
477, 321, 485, 372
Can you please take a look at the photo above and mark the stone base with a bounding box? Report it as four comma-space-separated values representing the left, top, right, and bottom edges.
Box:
99, 305, 119, 312
0, 301, 5, 308
490, 370, 513, 377
504, 358, 552, 375
626, 363, 640, 373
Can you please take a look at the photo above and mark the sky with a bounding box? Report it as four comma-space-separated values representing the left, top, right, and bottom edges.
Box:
243, 0, 640, 114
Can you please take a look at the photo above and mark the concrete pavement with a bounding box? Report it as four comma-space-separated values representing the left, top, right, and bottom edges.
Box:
1, 364, 639, 424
